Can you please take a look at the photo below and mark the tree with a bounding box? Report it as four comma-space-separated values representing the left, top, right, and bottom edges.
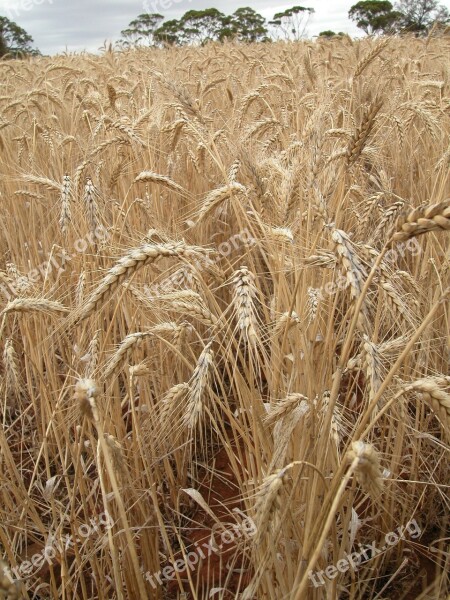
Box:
0, 30, 7, 57
395, 0, 450, 33
269, 6, 314, 40
228, 8, 269, 42
179, 9, 228, 44
0, 16, 38, 58
154, 19, 183, 46
120, 13, 164, 46
348, 1, 402, 34
319, 30, 347, 37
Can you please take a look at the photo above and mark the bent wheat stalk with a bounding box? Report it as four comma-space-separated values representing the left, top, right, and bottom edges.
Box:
1, 298, 69, 316
134, 171, 188, 196
73, 242, 209, 324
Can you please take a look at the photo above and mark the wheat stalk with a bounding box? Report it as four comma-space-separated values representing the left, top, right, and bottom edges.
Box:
75, 377, 100, 422
252, 464, 295, 544
362, 335, 383, 403
22, 175, 63, 192
104, 332, 153, 379
160, 382, 190, 428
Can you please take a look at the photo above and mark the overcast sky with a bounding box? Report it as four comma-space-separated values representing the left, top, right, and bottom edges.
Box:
1, 0, 449, 55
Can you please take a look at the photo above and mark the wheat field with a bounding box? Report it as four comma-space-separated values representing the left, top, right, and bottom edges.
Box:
0, 35, 449, 600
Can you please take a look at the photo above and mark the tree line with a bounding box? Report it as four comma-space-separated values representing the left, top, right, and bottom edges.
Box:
1, 0, 449, 58
349, 0, 449, 35
118, 0, 449, 47
119, 6, 314, 46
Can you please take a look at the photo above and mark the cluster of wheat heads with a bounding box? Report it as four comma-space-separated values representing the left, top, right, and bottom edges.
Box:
0, 35, 448, 600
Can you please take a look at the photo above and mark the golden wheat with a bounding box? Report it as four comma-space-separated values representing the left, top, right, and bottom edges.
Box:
0, 37, 448, 600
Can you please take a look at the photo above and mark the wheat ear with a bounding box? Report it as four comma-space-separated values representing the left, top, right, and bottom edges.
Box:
196, 182, 246, 224
398, 376, 450, 432
74, 242, 208, 324
231, 267, 259, 347
59, 174, 72, 234
184, 342, 214, 431
346, 99, 382, 166
104, 332, 153, 379
347, 440, 383, 498
1, 298, 69, 316
134, 171, 188, 196
390, 200, 450, 243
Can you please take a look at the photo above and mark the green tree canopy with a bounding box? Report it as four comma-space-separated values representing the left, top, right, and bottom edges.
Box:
319, 30, 346, 37
120, 13, 164, 46
0, 16, 38, 58
349, 1, 402, 33
269, 5, 314, 40
179, 9, 228, 44
228, 8, 269, 42
395, 0, 450, 33
154, 19, 183, 46
153, 8, 269, 45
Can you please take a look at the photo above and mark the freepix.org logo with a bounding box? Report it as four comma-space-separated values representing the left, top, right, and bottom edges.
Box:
308, 519, 421, 587
4, 511, 113, 582
142, 508, 256, 589
4, 0, 53, 21
0, 226, 110, 301
142, 228, 256, 299
143, 0, 188, 14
